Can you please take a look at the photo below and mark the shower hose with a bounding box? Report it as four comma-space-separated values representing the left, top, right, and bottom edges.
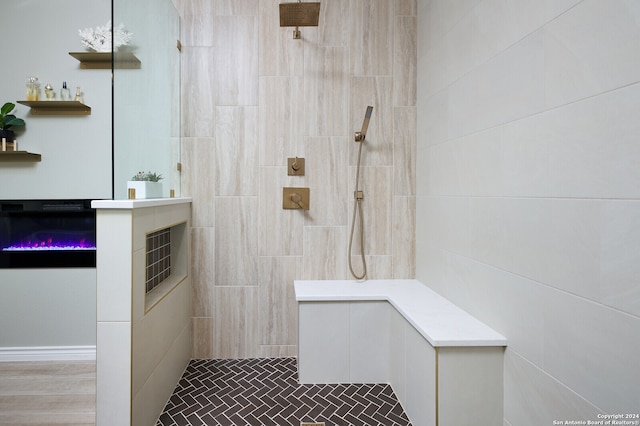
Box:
348, 139, 367, 280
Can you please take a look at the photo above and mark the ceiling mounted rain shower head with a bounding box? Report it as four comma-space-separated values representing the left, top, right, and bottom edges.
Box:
279, 1, 320, 39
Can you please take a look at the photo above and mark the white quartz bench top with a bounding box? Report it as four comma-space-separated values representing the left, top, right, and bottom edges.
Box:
92, 197, 192, 209
294, 279, 507, 348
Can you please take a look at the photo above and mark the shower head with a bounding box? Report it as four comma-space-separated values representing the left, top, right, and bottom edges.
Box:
279, 1, 320, 39
279, 2, 320, 27
355, 106, 374, 142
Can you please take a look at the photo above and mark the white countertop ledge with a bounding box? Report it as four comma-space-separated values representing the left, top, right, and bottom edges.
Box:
92, 197, 192, 209
294, 279, 507, 348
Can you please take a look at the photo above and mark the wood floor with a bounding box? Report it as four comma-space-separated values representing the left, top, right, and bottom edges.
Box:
0, 361, 96, 426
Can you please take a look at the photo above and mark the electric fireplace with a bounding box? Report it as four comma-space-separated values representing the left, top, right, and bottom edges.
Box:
0, 200, 96, 268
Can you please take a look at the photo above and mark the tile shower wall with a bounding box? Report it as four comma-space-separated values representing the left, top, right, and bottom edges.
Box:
416, 0, 640, 424
175, 0, 417, 358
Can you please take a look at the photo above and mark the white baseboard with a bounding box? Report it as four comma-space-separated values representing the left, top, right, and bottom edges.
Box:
0, 346, 96, 362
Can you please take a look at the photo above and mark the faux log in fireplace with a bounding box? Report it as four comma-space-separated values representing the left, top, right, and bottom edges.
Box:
0, 200, 96, 268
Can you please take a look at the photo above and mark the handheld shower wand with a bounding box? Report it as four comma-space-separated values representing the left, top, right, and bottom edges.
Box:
354, 106, 373, 142
349, 106, 373, 280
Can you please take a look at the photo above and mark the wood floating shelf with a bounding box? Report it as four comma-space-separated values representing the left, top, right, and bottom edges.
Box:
17, 100, 91, 115
0, 151, 41, 162
69, 51, 141, 69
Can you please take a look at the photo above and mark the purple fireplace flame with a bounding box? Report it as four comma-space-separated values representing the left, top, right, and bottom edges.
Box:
3, 237, 96, 251
1, 199, 96, 268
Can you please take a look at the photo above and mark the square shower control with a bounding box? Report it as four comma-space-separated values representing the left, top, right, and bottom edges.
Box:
283, 187, 310, 210
287, 157, 305, 176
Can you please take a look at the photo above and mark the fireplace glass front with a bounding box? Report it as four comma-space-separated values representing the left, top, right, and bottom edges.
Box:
0, 200, 96, 268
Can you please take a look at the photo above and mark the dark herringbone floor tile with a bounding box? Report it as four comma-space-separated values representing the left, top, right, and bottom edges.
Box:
156, 357, 411, 426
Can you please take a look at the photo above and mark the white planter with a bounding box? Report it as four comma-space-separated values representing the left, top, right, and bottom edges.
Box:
126, 181, 163, 199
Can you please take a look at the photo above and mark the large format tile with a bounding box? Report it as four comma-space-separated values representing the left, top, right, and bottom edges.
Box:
258, 76, 304, 166
215, 107, 259, 196
213, 287, 259, 359
504, 350, 603, 426
305, 136, 349, 226
502, 198, 601, 301
393, 107, 416, 196
544, 0, 640, 108
448, 31, 545, 140
181, 48, 216, 137
348, 167, 393, 256
258, 167, 305, 257
349, 0, 394, 76
211, 16, 258, 106
393, 16, 417, 107
350, 77, 394, 167
215, 197, 259, 286
304, 46, 349, 137
600, 200, 640, 316
258, 256, 302, 346
258, 0, 304, 77
180, 137, 215, 227
544, 289, 640, 413
303, 226, 347, 280
190, 227, 215, 318
391, 196, 415, 278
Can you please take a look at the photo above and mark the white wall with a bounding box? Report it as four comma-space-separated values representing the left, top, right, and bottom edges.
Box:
0, 0, 111, 349
416, 0, 640, 423
0, 269, 97, 347
0, 0, 112, 199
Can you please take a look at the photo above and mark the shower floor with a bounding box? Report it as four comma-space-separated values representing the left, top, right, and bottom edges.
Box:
156, 357, 412, 426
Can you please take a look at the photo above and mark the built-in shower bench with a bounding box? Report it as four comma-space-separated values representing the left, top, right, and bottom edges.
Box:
294, 279, 507, 426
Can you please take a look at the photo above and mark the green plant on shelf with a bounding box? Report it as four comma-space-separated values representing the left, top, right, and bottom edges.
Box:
0, 102, 26, 136
131, 171, 163, 182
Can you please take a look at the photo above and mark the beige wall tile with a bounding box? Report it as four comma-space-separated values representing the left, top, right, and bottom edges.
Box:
180, 137, 215, 227
259, 345, 298, 358
212, 16, 259, 106
214, 0, 258, 16
258, 167, 305, 257
190, 227, 215, 317
396, 0, 417, 16
349, 0, 394, 76
393, 16, 417, 107
304, 46, 349, 137
350, 254, 393, 280
182, 0, 416, 358
213, 287, 259, 358
350, 77, 394, 167
303, 226, 347, 280
393, 107, 416, 196
259, 77, 304, 166
305, 136, 349, 226
181, 48, 216, 137
179, 0, 214, 46
214, 197, 259, 286
192, 317, 214, 359
258, 256, 302, 345
392, 196, 415, 278
215, 106, 259, 196
349, 167, 392, 256
259, 0, 304, 77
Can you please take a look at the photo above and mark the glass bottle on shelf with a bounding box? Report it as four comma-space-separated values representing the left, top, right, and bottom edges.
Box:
26, 77, 41, 101
60, 82, 70, 101
44, 83, 56, 100
74, 87, 83, 104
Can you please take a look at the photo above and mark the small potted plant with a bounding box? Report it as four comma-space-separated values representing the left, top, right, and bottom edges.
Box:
127, 171, 164, 199
0, 102, 25, 143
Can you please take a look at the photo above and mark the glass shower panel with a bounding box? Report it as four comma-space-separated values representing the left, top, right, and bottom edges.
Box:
112, 0, 181, 200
